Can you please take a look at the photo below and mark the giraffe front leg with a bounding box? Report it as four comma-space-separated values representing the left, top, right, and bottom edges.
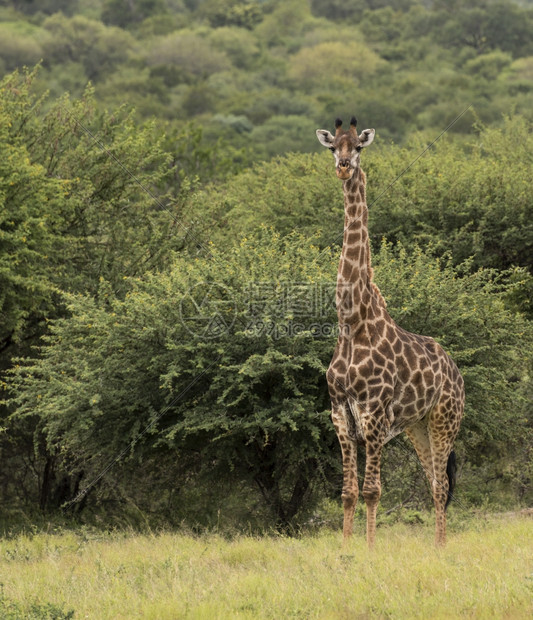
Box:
331, 405, 358, 542
431, 446, 452, 547
341, 444, 358, 541
362, 437, 383, 549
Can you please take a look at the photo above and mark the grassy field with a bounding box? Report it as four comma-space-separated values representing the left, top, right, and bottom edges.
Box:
0, 513, 531, 619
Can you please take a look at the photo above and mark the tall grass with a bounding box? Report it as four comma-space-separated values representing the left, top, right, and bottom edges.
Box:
0, 514, 531, 619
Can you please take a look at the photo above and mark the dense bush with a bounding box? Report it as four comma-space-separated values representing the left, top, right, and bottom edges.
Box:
6, 230, 531, 526
0, 0, 532, 530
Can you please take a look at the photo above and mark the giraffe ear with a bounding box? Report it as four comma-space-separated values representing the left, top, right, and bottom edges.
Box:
358, 128, 375, 148
316, 129, 335, 149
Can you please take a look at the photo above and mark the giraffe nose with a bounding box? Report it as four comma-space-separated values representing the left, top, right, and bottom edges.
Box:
339, 159, 351, 168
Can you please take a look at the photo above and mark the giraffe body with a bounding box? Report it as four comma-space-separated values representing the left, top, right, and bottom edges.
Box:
316, 118, 464, 547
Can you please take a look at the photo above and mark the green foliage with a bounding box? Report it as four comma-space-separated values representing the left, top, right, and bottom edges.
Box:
5, 72, 202, 292
366, 116, 533, 281
288, 40, 384, 90
0, 0, 532, 530
102, 0, 168, 28
0, 67, 216, 516
246, 115, 320, 159
198, 0, 265, 29
40, 14, 135, 82
146, 30, 231, 81
464, 50, 513, 80
0, 23, 42, 72
3, 0, 533, 151
0, 77, 65, 346
208, 26, 261, 69
6, 229, 337, 528
158, 120, 246, 190
5, 0, 79, 16
503, 55, 533, 94
190, 151, 342, 248
0, 67, 245, 326
436, 0, 533, 57
6, 227, 531, 524
310, 0, 367, 21
255, 0, 316, 46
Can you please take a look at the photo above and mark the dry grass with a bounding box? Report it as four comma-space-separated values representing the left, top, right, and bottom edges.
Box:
0, 514, 531, 618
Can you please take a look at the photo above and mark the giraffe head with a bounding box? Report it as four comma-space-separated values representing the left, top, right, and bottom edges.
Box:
316, 117, 375, 180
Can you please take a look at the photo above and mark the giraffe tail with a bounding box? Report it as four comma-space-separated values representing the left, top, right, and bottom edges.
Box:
445, 450, 457, 510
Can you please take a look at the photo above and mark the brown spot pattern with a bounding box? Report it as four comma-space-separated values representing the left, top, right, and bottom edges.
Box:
324, 130, 464, 549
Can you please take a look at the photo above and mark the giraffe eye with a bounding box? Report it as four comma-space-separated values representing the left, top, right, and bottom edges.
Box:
355, 146, 362, 153
329, 147, 335, 153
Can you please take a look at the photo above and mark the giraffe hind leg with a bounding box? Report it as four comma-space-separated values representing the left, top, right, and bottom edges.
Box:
406, 419, 451, 546
405, 421, 435, 490
428, 406, 461, 547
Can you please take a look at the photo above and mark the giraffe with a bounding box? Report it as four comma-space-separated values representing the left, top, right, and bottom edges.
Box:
316, 117, 464, 547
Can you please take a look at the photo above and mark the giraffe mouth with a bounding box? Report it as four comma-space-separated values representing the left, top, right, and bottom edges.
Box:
336, 166, 354, 180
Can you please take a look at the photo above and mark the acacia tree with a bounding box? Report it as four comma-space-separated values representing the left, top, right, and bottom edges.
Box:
6, 229, 531, 527
0, 68, 198, 515
6, 230, 338, 529
0, 96, 64, 354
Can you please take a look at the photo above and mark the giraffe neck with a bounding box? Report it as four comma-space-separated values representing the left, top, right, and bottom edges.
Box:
336, 168, 382, 329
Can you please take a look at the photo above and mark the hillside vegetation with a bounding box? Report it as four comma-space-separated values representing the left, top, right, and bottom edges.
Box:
0, 0, 533, 157
0, 0, 531, 533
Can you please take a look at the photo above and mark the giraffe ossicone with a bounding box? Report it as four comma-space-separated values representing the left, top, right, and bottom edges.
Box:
316, 117, 464, 548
